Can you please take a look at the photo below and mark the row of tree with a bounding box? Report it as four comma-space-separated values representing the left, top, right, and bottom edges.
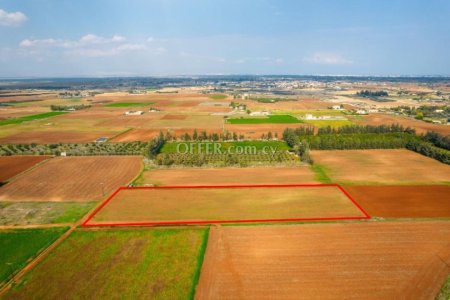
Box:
50, 104, 91, 111
317, 124, 415, 135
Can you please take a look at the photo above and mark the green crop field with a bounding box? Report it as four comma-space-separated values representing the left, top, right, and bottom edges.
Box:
104, 102, 154, 107
160, 140, 290, 154
0, 202, 96, 226
208, 94, 227, 100
226, 115, 301, 124
0, 227, 68, 284
0, 112, 67, 126
4, 228, 209, 300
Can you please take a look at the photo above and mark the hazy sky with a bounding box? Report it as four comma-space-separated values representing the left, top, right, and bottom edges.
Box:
0, 0, 449, 77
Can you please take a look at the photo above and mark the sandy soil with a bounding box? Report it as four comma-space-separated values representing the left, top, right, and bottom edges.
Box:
140, 166, 318, 185
0, 156, 51, 182
345, 185, 450, 218
352, 113, 450, 135
196, 221, 450, 300
311, 149, 450, 184
89, 186, 364, 224
0, 156, 142, 202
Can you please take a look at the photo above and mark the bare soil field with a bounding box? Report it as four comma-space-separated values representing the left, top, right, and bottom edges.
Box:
352, 113, 450, 135
110, 128, 224, 142
0, 131, 117, 144
139, 166, 318, 186
0, 156, 50, 183
196, 221, 450, 300
87, 185, 365, 225
225, 123, 311, 139
0, 156, 142, 202
311, 149, 450, 185
345, 185, 450, 218
161, 114, 188, 120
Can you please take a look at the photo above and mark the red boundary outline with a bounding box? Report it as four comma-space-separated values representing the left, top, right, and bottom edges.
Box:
82, 183, 371, 227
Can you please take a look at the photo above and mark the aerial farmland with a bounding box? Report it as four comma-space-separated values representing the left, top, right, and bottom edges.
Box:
1, 1, 450, 299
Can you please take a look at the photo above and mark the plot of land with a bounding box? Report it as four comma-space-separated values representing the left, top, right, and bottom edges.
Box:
0, 156, 142, 202
86, 185, 366, 226
227, 115, 300, 124
3, 228, 207, 299
161, 114, 187, 120
0, 227, 68, 284
104, 102, 153, 107
345, 185, 450, 218
0, 131, 119, 144
0, 156, 50, 183
311, 149, 450, 185
139, 166, 318, 186
0, 202, 96, 225
196, 222, 450, 300
224, 123, 311, 139
0, 112, 67, 126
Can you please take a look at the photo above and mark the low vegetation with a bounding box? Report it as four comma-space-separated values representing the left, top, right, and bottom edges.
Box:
227, 115, 301, 124
0, 227, 69, 285
50, 104, 91, 111
0, 112, 67, 126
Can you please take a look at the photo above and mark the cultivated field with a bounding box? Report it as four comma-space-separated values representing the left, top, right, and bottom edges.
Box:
139, 166, 318, 186
311, 149, 450, 184
0, 227, 68, 284
196, 222, 450, 300
87, 185, 366, 225
0, 156, 142, 202
3, 228, 208, 299
0, 156, 50, 183
345, 185, 450, 218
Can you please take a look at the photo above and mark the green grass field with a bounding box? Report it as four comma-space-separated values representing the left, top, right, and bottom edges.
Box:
0, 112, 67, 126
226, 115, 301, 124
208, 94, 227, 100
4, 228, 208, 300
160, 140, 290, 154
0, 227, 68, 284
104, 102, 154, 107
311, 164, 332, 183
0, 202, 96, 226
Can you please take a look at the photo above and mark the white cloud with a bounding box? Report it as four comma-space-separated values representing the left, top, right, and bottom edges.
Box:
0, 9, 27, 26
20, 38, 58, 48
304, 52, 352, 65
79, 34, 126, 44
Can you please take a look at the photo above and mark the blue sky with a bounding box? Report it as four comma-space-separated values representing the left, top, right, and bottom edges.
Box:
0, 0, 449, 77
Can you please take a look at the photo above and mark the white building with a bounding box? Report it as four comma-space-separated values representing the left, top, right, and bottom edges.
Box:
124, 111, 144, 116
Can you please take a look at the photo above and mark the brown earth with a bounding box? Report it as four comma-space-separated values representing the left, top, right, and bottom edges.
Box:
345, 185, 450, 218
110, 128, 224, 142
0, 156, 51, 182
352, 113, 450, 136
225, 123, 311, 139
196, 221, 450, 300
311, 149, 450, 185
161, 114, 188, 120
89, 186, 363, 224
0, 131, 117, 144
0, 156, 142, 202
140, 166, 318, 185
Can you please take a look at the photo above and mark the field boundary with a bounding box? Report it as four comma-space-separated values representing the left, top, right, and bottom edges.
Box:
82, 183, 371, 227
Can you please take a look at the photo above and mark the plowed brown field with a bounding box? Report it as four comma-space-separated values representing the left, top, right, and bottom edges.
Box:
88, 185, 364, 225
0, 131, 117, 144
311, 149, 450, 184
0, 156, 142, 202
196, 222, 450, 300
0, 156, 51, 182
140, 166, 318, 185
345, 185, 450, 218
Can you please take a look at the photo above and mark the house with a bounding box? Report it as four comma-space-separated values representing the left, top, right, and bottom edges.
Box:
96, 137, 108, 143
332, 105, 343, 110
124, 111, 144, 116
356, 110, 368, 115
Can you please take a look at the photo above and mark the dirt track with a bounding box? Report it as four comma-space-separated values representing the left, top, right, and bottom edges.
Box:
196, 222, 450, 300
345, 185, 450, 218
0, 156, 51, 182
0, 156, 142, 202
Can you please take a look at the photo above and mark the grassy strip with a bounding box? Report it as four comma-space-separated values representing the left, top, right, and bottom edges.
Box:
208, 94, 227, 100
227, 115, 301, 124
0, 112, 67, 126
311, 164, 332, 183
437, 274, 450, 300
0, 227, 69, 285
189, 227, 210, 300
105, 102, 153, 107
